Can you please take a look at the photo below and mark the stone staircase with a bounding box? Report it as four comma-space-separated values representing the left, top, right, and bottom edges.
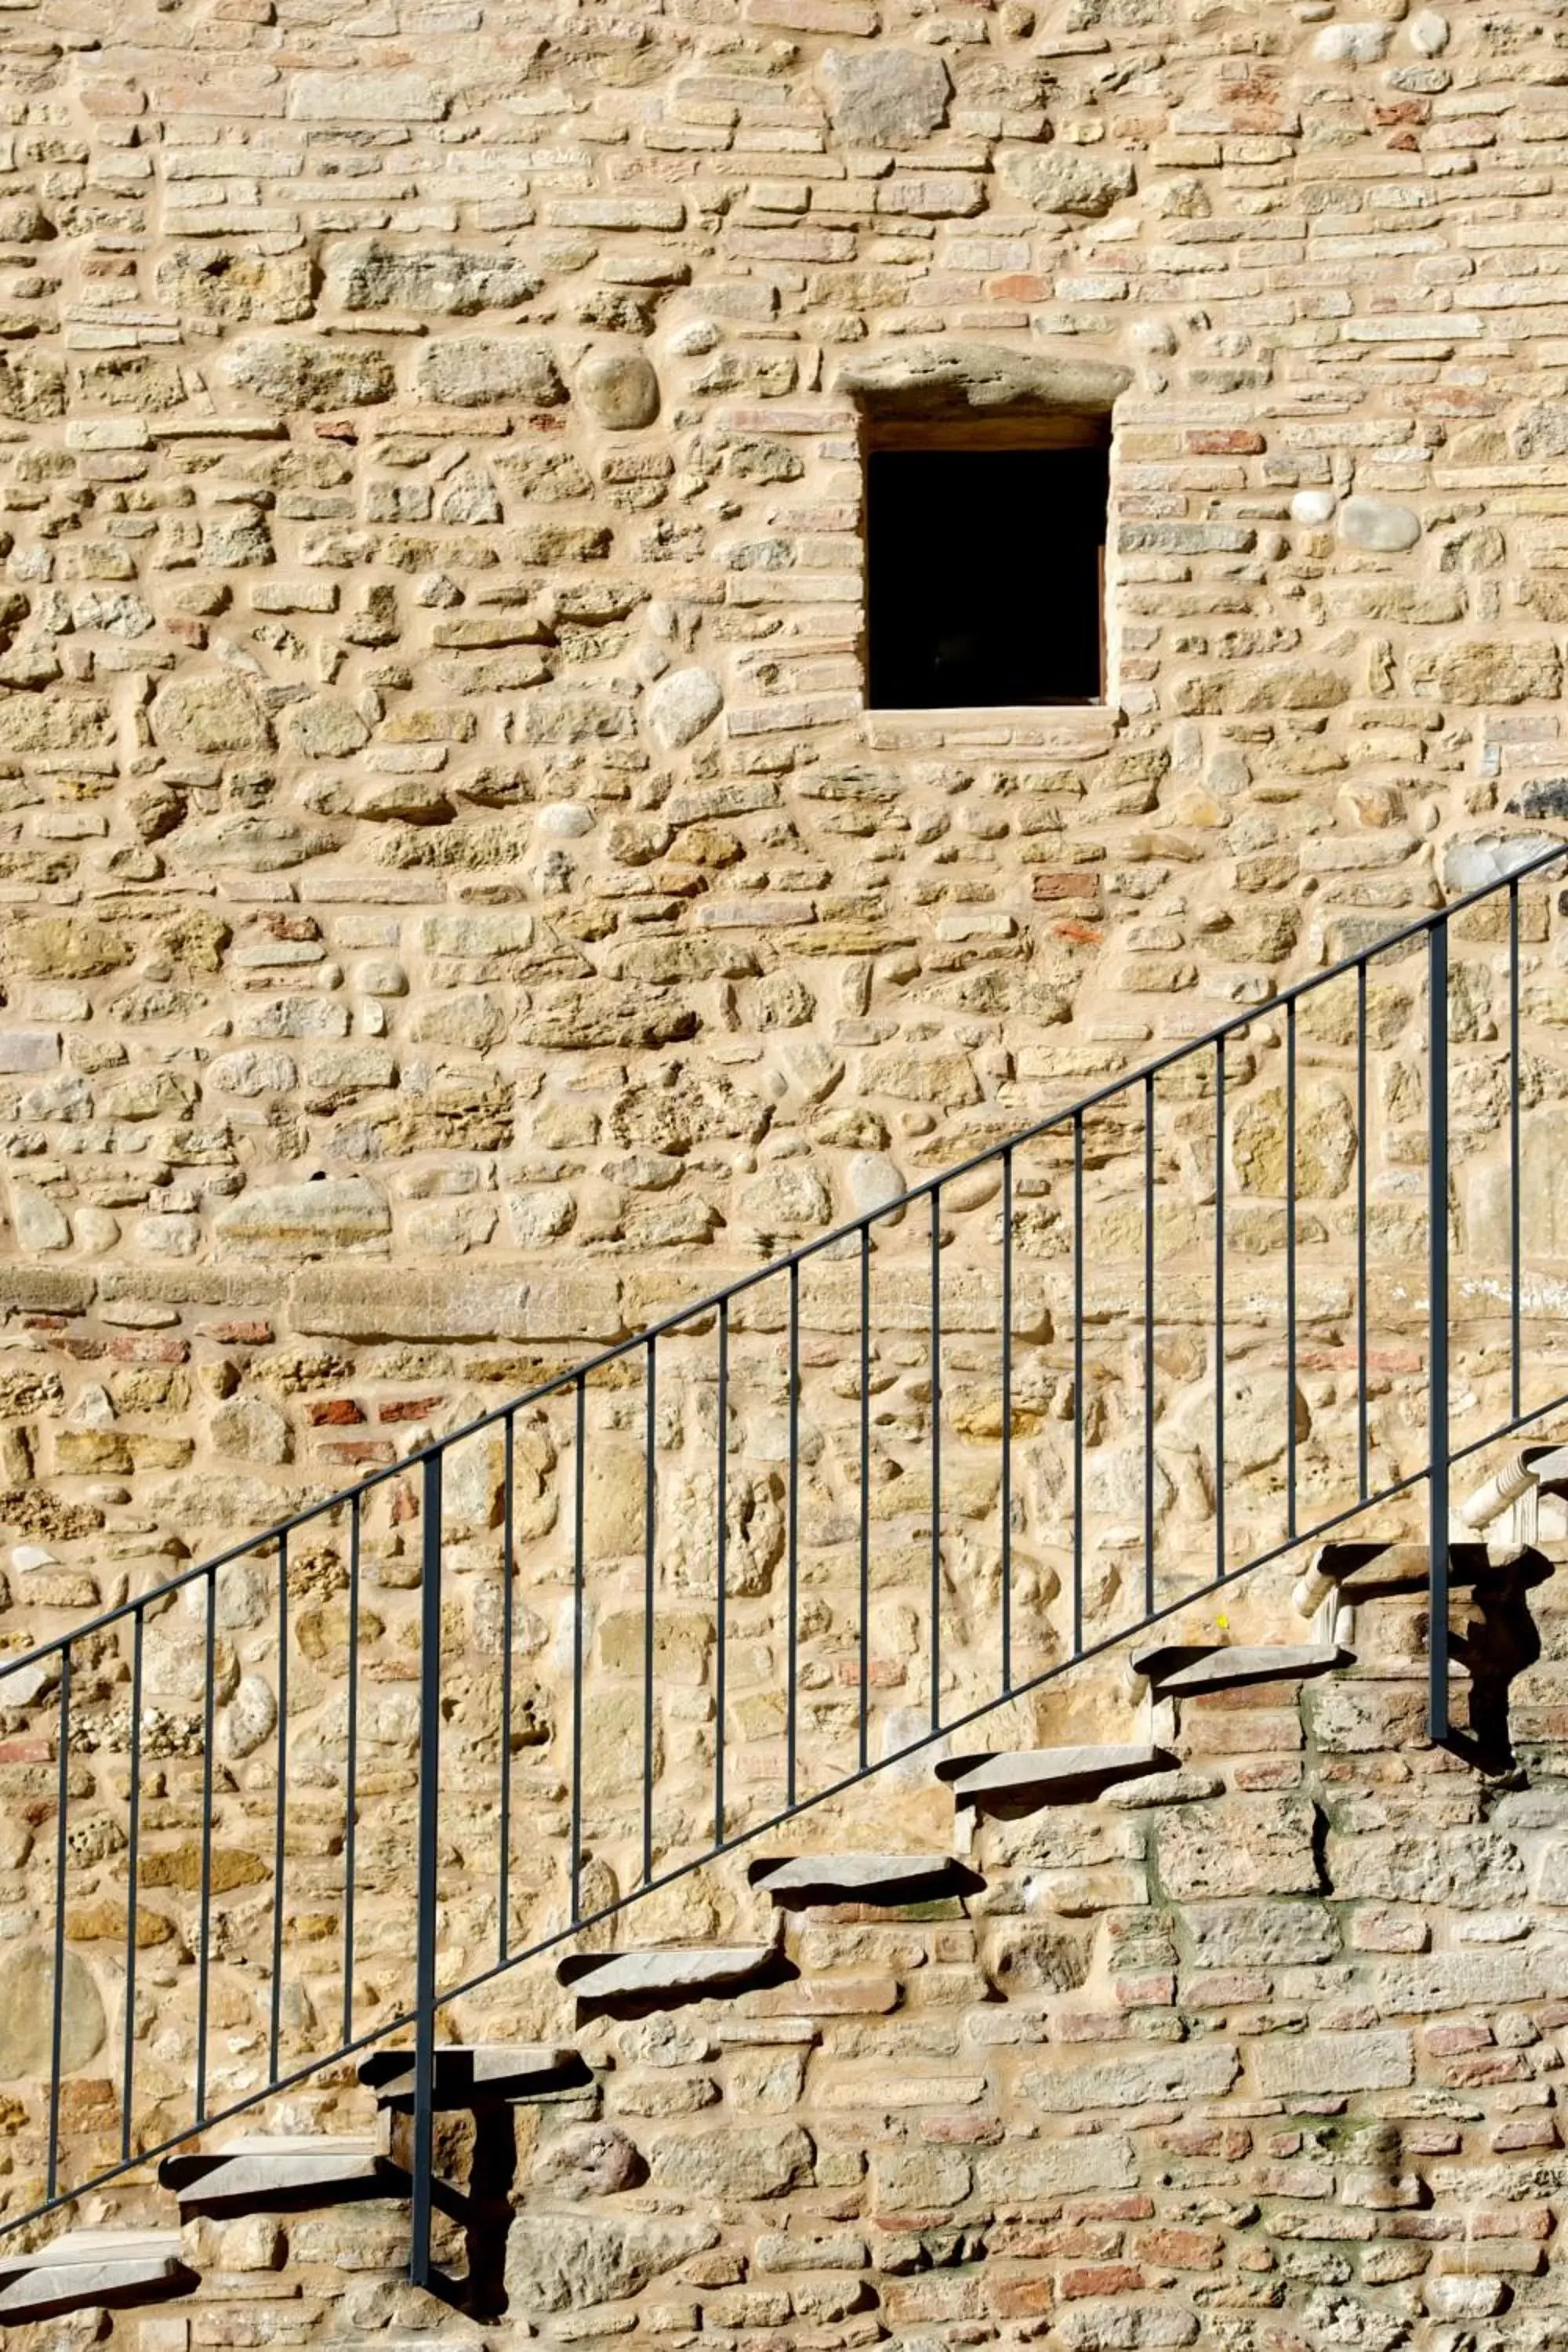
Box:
6, 1474, 1566, 2346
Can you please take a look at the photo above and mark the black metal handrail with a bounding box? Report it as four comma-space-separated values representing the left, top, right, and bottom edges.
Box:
2, 836, 1566, 2284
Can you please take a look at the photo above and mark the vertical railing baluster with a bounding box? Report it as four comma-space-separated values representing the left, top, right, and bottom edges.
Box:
122, 1607, 143, 2162
1287, 998, 1299, 1543
409, 1448, 444, 2289
571, 1376, 586, 1923
1428, 918, 1451, 1744
642, 1340, 656, 1888
1001, 1147, 1014, 1696
1144, 1076, 1156, 1620
343, 1497, 361, 2046
858, 1225, 871, 1773
930, 1183, 942, 1733
1358, 959, 1370, 1503
1073, 1112, 1084, 1657
46, 1644, 70, 2203
1511, 876, 1523, 1424
716, 1300, 729, 1848
499, 1412, 515, 1964
786, 1261, 799, 1809
269, 1530, 289, 2084
196, 1565, 216, 2127
1214, 1040, 1226, 1584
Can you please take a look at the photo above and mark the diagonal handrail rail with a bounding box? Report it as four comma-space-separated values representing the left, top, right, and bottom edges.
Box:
2, 833, 1565, 2281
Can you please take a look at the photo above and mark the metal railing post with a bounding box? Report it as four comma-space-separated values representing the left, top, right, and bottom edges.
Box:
1428, 917, 1450, 1744
409, 1449, 443, 2287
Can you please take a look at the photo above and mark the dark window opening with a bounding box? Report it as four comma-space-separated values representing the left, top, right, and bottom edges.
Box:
866, 441, 1109, 710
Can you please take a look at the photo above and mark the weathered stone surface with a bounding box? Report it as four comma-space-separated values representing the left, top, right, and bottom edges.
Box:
0, 1946, 106, 2078
996, 147, 1135, 216
156, 249, 314, 325
1472, 1110, 1568, 1259
416, 339, 567, 407
209, 1396, 292, 1464
0, 694, 114, 753
561, 1946, 777, 2005
753, 1853, 977, 1904
329, 241, 540, 314
579, 352, 661, 430
1251, 2029, 1414, 2096
645, 667, 722, 750
1232, 1081, 1356, 1198
1019, 2045, 1240, 2114
151, 674, 274, 756
942, 1744, 1169, 1807
215, 1180, 390, 1254
520, 982, 698, 1049
285, 698, 371, 759
1326, 1829, 1526, 1910
1429, 643, 1563, 705
292, 1266, 621, 1341
505, 2216, 718, 2313
223, 1675, 278, 1760
1340, 497, 1421, 554
1157, 1798, 1320, 1900
818, 47, 950, 144
1443, 831, 1559, 892
648, 2125, 813, 2200
532, 2125, 644, 2198
838, 341, 1131, 419
222, 339, 396, 409
0, 350, 64, 420
1314, 20, 1392, 60
9, 918, 130, 978
0, 2232, 187, 2321
1184, 1901, 1340, 1967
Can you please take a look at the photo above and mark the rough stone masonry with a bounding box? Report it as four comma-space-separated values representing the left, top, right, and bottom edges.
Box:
8, 0, 1568, 2341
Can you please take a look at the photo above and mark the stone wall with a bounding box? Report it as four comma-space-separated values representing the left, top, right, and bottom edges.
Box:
0, 0, 1566, 1568
8, 0, 1568, 2321
16, 1563, 1568, 2352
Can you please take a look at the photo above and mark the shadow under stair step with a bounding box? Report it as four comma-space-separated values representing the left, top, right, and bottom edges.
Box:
557, 1944, 791, 2015
1131, 1640, 1352, 1696
749, 1853, 984, 1907
936, 1743, 1173, 1809
358, 2043, 593, 2107
0, 2230, 192, 2324
1294, 1537, 1517, 1617
159, 2136, 396, 2217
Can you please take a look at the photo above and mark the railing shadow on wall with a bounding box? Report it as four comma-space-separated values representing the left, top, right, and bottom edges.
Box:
4, 837, 1568, 2282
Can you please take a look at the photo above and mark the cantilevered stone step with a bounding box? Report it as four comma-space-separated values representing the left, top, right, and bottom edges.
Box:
748, 1853, 984, 1907
159, 2136, 395, 2216
0, 2230, 191, 2324
1131, 1641, 1351, 1696
936, 1743, 1171, 1809
1294, 1538, 1515, 1617
359, 2042, 592, 2107
557, 1944, 786, 2014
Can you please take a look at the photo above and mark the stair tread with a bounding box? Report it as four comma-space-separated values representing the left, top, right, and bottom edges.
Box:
0, 2231, 189, 2321
1131, 1641, 1350, 1693
750, 1853, 980, 1903
161, 2137, 391, 2204
359, 2042, 589, 2098
937, 1742, 1171, 1805
0, 2230, 182, 2278
558, 1944, 775, 1998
